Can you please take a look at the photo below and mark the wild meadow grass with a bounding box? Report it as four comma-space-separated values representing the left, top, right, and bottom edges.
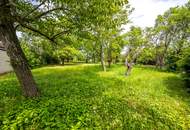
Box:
0, 64, 190, 129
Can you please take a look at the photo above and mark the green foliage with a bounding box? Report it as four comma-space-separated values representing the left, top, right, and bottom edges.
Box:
153, 2, 190, 68
53, 46, 82, 64
177, 48, 190, 87
122, 26, 146, 63
1, 65, 190, 129
21, 41, 43, 68
126, 26, 145, 47
137, 48, 156, 65
14, 0, 130, 45
20, 36, 59, 67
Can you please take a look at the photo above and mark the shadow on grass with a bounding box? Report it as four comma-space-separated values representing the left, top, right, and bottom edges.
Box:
163, 75, 190, 103
135, 65, 177, 73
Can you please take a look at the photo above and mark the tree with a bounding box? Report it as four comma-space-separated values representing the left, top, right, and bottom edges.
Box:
153, 3, 190, 69
0, 0, 39, 97
0, 0, 131, 96
123, 26, 146, 75
86, 1, 130, 71
53, 46, 80, 65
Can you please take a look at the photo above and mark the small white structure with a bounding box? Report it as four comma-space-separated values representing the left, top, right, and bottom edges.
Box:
0, 42, 12, 74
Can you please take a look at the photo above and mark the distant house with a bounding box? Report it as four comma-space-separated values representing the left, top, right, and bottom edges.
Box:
0, 42, 12, 74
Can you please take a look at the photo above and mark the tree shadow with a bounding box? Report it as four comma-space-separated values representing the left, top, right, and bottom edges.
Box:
135, 65, 175, 73
163, 75, 190, 103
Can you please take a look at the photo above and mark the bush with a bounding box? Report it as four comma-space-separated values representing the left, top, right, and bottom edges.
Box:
165, 52, 180, 72
21, 43, 43, 68
137, 48, 156, 65
177, 48, 190, 87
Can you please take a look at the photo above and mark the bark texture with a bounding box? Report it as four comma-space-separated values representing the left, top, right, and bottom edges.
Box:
100, 44, 106, 71
125, 63, 132, 76
0, 0, 39, 97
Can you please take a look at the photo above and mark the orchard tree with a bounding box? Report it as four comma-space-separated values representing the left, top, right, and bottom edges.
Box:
53, 46, 80, 65
0, 0, 130, 97
123, 26, 146, 75
87, 1, 130, 71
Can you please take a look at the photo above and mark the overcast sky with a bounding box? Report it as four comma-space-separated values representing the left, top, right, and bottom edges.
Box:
124, 0, 188, 31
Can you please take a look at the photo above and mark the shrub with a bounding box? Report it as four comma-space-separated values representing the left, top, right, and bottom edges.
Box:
177, 48, 190, 87
21, 43, 43, 68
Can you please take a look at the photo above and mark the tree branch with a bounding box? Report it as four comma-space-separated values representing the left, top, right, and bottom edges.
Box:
50, 29, 71, 39
20, 23, 57, 44
22, 0, 47, 19
33, 7, 69, 20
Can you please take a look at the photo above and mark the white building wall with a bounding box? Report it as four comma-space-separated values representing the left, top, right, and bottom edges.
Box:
0, 50, 12, 74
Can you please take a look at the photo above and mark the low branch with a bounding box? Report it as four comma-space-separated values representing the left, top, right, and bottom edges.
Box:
20, 23, 57, 44
50, 29, 71, 39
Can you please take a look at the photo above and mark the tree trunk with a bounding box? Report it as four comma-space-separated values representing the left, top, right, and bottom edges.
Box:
125, 63, 133, 76
155, 54, 164, 69
159, 55, 164, 69
0, 0, 39, 97
61, 58, 65, 65
107, 46, 112, 68
108, 60, 111, 68
155, 45, 159, 68
86, 58, 88, 63
155, 54, 160, 69
100, 44, 106, 71
115, 56, 119, 64
92, 53, 96, 63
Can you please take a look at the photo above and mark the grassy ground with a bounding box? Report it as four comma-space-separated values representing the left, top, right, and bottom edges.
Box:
0, 64, 190, 130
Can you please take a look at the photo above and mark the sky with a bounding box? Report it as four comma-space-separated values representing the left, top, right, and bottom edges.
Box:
124, 0, 188, 31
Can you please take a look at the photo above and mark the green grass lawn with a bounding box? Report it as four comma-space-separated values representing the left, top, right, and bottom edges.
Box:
0, 64, 190, 130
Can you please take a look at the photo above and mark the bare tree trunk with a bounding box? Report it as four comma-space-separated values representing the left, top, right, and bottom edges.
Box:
0, 0, 39, 97
100, 44, 106, 71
